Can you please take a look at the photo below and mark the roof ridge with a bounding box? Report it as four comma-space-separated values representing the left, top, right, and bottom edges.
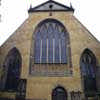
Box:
28, 0, 74, 13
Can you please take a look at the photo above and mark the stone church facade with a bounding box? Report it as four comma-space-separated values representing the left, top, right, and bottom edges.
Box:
0, 0, 100, 100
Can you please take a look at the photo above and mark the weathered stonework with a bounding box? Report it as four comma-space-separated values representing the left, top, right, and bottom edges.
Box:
0, 6, 100, 100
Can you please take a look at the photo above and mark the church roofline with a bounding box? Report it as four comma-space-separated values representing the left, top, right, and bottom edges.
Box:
28, 0, 74, 13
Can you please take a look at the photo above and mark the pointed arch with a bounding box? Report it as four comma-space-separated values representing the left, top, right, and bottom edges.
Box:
52, 86, 67, 100
80, 48, 97, 96
3, 47, 22, 91
80, 48, 97, 77
32, 18, 71, 64
30, 18, 72, 76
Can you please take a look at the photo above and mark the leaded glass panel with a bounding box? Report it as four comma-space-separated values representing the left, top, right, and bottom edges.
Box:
61, 39, 67, 63
80, 49, 97, 93
34, 39, 41, 63
55, 38, 60, 63
4, 48, 22, 91
48, 39, 53, 63
42, 39, 47, 63
34, 19, 67, 64
81, 51, 96, 77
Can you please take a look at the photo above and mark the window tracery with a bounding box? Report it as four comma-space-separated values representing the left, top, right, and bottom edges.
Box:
34, 19, 67, 64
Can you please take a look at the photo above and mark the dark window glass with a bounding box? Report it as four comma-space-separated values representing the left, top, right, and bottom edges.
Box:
52, 87, 67, 100
81, 52, 96, 77
61, 38, 67, 63
55, 38, 60, 63
80, 49, 97, 93
4, 48, 21, 91
34, 39, 41, 63
34, 19, 67, 64
42, 39, 47, 63
48, 39, 53, 63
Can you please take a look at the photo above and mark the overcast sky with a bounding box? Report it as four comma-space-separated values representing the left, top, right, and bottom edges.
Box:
0, 0, 100, 46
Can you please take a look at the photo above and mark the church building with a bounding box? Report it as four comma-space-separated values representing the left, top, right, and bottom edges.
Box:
0, 0, 100, 100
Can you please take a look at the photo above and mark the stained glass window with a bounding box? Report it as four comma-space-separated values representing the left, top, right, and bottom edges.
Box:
81, 50, 96, 77
4, 48, 22, 91
34, 19, 67, 64
80, 49, 97, 92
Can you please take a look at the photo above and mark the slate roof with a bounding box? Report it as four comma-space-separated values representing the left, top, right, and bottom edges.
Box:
28, 0, 74, 13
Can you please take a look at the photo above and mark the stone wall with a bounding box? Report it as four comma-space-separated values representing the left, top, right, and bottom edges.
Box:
0, 11, 100, 100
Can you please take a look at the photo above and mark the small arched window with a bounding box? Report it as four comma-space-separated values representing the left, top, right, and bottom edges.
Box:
34, 19, 68, 64
52, 86, 67, 100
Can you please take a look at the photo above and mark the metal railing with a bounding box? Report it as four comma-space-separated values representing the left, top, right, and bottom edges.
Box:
70, 91, 83, 100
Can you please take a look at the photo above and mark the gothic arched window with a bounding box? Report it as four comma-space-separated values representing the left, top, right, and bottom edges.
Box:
52, 86, 67, 100
3, 47, 22, 91
34, 19, 68, 64
80, 49, 97, 94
